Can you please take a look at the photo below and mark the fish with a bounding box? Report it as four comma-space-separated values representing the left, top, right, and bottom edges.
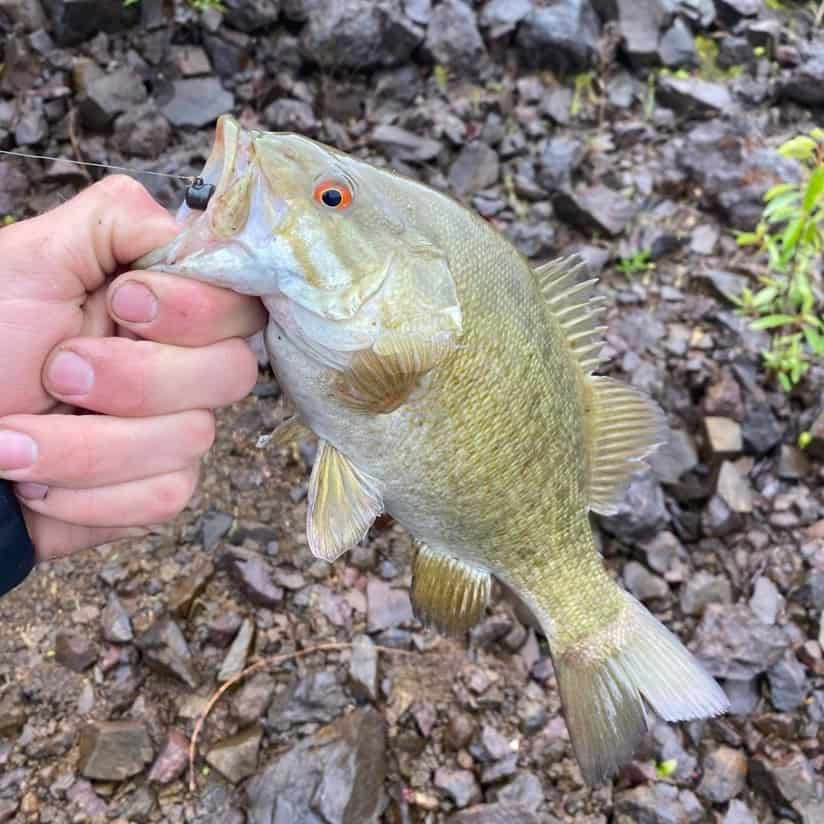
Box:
134, 114, 729, 784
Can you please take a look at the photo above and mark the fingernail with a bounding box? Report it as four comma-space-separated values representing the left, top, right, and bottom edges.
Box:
16, 482, 48, 500
0, 431, 37, 471
111, 281, 158, 324
48, 351, 94, 396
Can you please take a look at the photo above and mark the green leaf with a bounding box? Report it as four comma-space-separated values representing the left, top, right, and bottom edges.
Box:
752, 286, 779, 307
781, 216, 804, 255
798, 431, 813, 449
763, 182, 797, 203
779, 136, 818, 160
736, 231, 760, 246
764, 190, 801, 218
804, 326, 824, 354
751, 314, 798, 329
803, 165, 824, 212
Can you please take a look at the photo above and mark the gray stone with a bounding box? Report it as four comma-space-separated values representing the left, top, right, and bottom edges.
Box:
206, 724, 263, 784
247, 707, 385, 824
202, 510, 234, 551
749, 753, 818, 815
723, 800, 759, 824
372, 124, 442, 162
715, 0, 762, 22
55, 631, 97, 672
80, 68, 147, 130
657, 75, 734, 117
218, 618, 255, 682
716, 461, 752, 514
680, 571, 731, 616
78, 721, 153, 781
101, 594, 133, 644
0, 163, 28, 214
479, 0, 531, 38
0, 0, 47, 30
425, 0, 486, 71
624, 561, 670, 602
113, 104, 171, 160
614, 782, 697, 824
616, 0, 668, 65
516, 0, 601, 74
723, 677, 760, 715
690, 224, 719, 255
777, 445, 811, 479
367, 578, 414, 632
221, 547, 283, 608
649, 429, 699, 484
268, 670, 350, 731
553, 183, 637, 237
692, 603, 789, 681
435, 768, 482, 808
487, 771, 543, 812
448, 142, 500, 196
537, 135, 584, 191
148, 729, 189, 785
222, 0, 280, 31
767, 652, 808, 712
749, 576, 784, 625
742, 404, 782, 455
159, 77, 234, 128
704, 417, 742, 457
232, 672, 276, 725
42, 0, 139, 45
135, 617, 198, 688
349, 634, 379, 702
598, 470, 669, 541
697, 746, 747, 802
13, 103, 47, 145
659, 17, 697, 68
447, 805, 546, 824
263, 98, 317, 134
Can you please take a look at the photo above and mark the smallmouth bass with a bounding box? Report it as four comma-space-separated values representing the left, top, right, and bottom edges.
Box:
136, 115, 728, 784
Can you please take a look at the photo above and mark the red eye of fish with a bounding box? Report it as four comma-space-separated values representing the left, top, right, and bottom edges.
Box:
314, 181, 353, 209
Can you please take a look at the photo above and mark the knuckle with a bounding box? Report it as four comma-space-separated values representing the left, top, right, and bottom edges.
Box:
94, 174, 149, 203
152, 470, 198, 522
229, 343, 260, 400
189, 411, 217, 454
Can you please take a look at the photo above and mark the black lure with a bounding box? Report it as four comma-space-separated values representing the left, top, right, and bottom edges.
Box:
185, 178, 216, 211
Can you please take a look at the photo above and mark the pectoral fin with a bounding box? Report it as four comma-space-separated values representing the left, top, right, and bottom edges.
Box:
306, 440, 383, 561
412, 544, 491, 636
258, 416, 313, 449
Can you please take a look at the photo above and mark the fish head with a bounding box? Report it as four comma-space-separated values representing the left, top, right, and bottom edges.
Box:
134, 114, 460, 339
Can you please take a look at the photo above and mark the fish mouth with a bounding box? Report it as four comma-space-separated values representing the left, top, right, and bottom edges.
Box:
132, 114, 281, 293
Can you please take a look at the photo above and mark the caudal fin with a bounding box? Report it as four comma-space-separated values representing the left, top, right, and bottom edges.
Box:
554, 591, 729, 785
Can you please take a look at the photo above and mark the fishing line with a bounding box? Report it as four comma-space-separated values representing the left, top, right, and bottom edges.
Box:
0, 148, 216, 210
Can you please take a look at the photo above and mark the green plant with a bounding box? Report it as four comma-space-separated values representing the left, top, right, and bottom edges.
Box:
617, 249, 654, 275
734, 131, 824, 390
570, 72, 598, 118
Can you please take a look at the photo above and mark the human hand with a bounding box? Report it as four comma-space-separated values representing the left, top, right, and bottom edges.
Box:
0, 175, 266, 562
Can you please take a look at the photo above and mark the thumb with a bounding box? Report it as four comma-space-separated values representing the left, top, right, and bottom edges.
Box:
4, 175, 180, 295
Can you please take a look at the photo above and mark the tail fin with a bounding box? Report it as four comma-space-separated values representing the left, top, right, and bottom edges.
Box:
554, 591, 729, 785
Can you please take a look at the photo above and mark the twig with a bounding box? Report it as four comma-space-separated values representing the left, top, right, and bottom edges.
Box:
187, 641, 414, 792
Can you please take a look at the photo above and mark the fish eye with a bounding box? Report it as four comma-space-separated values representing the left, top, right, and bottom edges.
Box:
314, 180, 353, 210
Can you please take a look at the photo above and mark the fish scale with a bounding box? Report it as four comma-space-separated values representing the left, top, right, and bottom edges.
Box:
135, 114, 729, 785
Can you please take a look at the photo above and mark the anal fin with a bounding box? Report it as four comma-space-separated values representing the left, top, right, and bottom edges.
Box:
586, 376, 669, 515
412, 544, 491, 636
307, 440, 383, 561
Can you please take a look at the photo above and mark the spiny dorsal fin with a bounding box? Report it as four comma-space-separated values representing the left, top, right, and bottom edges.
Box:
534, 255, 607, 374
306, 440, 383, 561
412, 544, 491, 636
586, 376, 669, 516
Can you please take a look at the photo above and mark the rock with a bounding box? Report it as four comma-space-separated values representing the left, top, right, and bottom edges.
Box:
101, 593, 133, 644
692, 603, 789, 680
13, 102, 47, 146
232, 672, 276, 725
202, 510, 234, 551
537, 135, 585, 191
302, 0, 422, 71
697, 746, 747, 802
767, 652, 808, 712
263, 98, 318, 134
435, 768, 482, 808
372, 124, 442, 162
0, 163, 29, 214
649, 429, 699, 484
206, 724, 263, 784
659, 18, 697, 68
807, 409, 824, 458
715, 0, 761, 21
516, 0, 600, 73
656, 76, 734, 117
113, 104, 171, 160
349, 634, 379, 702
78, 720, 153, 781
445, 713, 476, 751
447, 804, 545, 824
221, 547, 283, 608
135, 616, 198, 688
160, 77, 234, 128
780, 56, 824, 106
488, 771, 543, 812
742, 404, 782, 455
425, 0, 486, 71
267, 670, 350, 731
148, 728, 189, 785
748, 752, 818, 815
208, 612, 244, 647
724, 677, 760, 715
0, 0, 47, 30
79, 68, 147, 130
716, 461, 753, 514
678, 122, 801, 230
448, 142, 500, 196
217, 618, 255, 682
480, 0, 531, 38
624, 561, 670, 602
167, 557, 215, 618
777, 445, 811, 480
598, 470, 669, 541
614, 782, 700, 824
66, 780, 107, 819
553, 184, 637, 237
54, 631, 97, 672
42, 0, 139, 45
704, 417, 743, 457
749, 576, 784, 625
172, 44, 211, 76
697, 269, 748, 304
680, 571, 731, 616
723, 800, 759, 824
690, 224, 719, 256
367, 578, 414, 632
702, 494, 741, 538
615, 0, 668, 65
221, 0, 280, 31
247, 707, 385, 824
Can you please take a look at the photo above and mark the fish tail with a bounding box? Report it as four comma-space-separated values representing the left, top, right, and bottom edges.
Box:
552, 588, 729, 785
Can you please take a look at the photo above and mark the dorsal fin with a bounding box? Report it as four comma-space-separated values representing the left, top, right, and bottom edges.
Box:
585, 376, 670, 515
534, 255, 607, 373
411, 544, 491, 636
